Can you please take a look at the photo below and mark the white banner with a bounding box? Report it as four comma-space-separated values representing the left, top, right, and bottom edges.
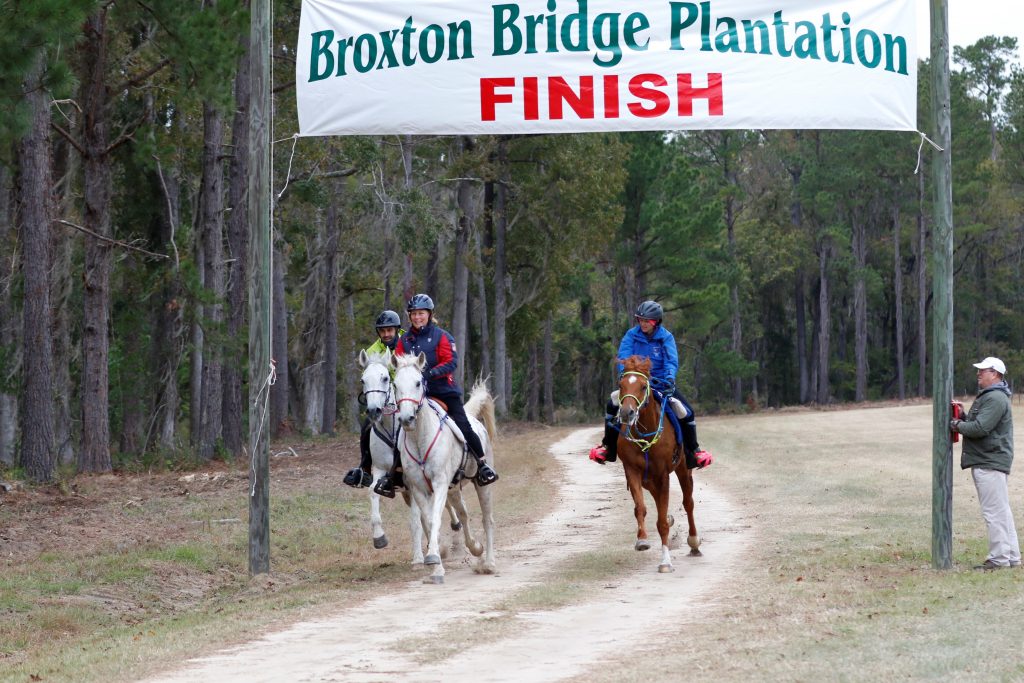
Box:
296, 0, 917, 136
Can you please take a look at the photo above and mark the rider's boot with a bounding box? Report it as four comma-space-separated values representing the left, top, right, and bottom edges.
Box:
344, 420, 374, 488
373, 449, 404, 498
589, 420, 619, 464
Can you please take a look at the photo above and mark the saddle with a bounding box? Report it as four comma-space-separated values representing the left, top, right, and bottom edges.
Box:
609, 389, 685, 466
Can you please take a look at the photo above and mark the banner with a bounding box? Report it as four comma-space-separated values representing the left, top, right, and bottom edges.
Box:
296, 0, 917, 136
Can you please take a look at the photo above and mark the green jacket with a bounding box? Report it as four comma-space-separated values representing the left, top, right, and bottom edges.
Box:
363, 331, 405, 374
959, 383, 1014, 474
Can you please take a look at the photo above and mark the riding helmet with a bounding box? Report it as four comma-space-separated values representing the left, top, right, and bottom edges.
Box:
406, 293, 435, 312
635, 300, 663, 322
374, 310, 401, 329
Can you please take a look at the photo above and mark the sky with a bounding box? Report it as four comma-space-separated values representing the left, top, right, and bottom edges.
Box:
916, 0, 1024, 62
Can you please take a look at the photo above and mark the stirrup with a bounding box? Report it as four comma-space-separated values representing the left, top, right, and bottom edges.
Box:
344, 467, 372, 488
588, 445, 608, 464
373, 473, 397, 498
475, 462, 498, 486
694, 449, 713, 469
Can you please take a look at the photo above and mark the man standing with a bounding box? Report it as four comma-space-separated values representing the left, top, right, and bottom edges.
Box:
951, 356, 1020, 570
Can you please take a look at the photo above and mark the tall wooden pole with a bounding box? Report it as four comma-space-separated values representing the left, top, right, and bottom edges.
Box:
248, 0, 272, 575
929, 0, 954, 570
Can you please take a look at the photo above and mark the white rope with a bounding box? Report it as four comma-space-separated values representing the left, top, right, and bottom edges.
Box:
277, 133, 299, 200
914, 131, 945, 175
251, 359, 278, 497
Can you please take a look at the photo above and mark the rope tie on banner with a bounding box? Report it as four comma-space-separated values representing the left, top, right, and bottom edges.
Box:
914, 131, 945, 174
251, 359, 278, 497
277, 133, 300, 200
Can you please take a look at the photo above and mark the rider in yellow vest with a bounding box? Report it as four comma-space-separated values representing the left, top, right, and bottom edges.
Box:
344, 310, 405, 488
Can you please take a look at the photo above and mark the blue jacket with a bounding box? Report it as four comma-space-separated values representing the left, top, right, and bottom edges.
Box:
395, 321, 462, 397
617, 324, 679, 390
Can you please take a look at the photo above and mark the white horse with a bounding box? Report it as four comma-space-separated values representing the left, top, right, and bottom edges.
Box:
392, 352, 497, 584
358, 349, 464, 565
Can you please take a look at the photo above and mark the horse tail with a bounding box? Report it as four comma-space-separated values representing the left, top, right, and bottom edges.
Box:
465, 378, 498, 443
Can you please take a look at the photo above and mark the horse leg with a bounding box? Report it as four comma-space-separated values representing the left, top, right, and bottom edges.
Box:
676, 466, 701, 556
473, 483, 496, 575
422, 484, 449, 584
448, 489, 482, 558
653, 479, 674, 573
624, 466, 650, 551
369, 466, 388, 549
404, 489, 425, 565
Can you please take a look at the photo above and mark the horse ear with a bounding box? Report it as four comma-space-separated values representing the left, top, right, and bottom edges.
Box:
390, 352, 400, 370
416, 352, 427, 370
359, 349, 369, 368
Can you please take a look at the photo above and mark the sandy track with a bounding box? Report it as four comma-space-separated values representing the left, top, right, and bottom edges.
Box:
142, 428, 749, 683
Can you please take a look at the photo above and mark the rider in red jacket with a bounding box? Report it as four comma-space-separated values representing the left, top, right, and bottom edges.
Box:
374, 293, 498, 497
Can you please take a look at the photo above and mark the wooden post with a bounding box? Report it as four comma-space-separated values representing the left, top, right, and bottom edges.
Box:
929, 0, 954, 570
248, 0, 271, 575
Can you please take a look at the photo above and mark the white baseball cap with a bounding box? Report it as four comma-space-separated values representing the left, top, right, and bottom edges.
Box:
972, 356, 1007, 375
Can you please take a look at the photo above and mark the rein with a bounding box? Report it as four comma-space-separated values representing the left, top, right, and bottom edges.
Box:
397, 388, 463, 494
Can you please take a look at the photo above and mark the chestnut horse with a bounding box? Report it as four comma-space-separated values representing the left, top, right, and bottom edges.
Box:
615, 355, 701, 573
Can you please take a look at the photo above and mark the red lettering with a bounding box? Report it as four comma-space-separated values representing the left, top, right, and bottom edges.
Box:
480, 77, 516, 121
603, 75, 619, 118
524, 77, 539, 120
548, 76, 595, 120
627, 74, 670, 118
677, 73, 724, 116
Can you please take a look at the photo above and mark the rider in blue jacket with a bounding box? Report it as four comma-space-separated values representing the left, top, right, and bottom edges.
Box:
589, 300, 713, 470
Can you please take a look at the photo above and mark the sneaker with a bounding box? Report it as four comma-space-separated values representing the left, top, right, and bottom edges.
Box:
589, 445, 608, 464
476, 462, 498, 486
343, 467, 372, 488
973, 559, 1008, 571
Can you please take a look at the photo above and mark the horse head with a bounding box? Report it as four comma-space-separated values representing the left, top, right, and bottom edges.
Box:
617, 355, 652, 427
359, 349, 393, 422
392, 351, 428, 430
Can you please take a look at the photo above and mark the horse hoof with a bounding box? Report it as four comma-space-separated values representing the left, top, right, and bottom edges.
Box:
423, 574, 444, 585
474, 560, 496, 575
689, 549, 703, 557
635, 539, 651, 551
687, 535, 701, 552
467, 541, 483, 557
450, 520, 463, 531
373, 535, 388, 549
667, 514, 675, 527
658, 563, 674, 573
424, 554, 441, 566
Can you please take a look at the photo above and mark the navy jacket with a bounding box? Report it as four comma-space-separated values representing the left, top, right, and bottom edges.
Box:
395, 321, 462, 397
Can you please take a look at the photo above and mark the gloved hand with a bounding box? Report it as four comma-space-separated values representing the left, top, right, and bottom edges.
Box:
422, 371, 432, 386
950, 419, 961, 432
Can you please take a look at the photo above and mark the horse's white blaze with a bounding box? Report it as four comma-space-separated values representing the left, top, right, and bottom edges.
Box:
627, 376, 638, 384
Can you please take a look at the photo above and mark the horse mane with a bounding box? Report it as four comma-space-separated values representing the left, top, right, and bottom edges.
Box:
622, 355, 652, 375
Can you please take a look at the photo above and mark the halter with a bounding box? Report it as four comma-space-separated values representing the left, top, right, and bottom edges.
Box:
618, 370, 652, 425
360, 363, 398, 418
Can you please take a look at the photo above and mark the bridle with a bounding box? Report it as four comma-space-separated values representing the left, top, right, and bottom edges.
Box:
360, 363, 397, 419
618, 370, 651, 426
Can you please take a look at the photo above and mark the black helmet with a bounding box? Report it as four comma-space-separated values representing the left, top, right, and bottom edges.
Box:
374, 310, 401, 329
406, 293, 435, 312
635, 300, 663, 322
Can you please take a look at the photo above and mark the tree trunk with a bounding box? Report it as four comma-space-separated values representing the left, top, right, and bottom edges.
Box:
222, 29, 252, 456
270, 244, 289, 435
543, 315, 555, 423
525, 340, 539, 421
916, 170, 927, 397
450, 137, 473, 389
795, 270, 809, 404
16, 56, 56, 480
893, 203, 906, 400
196, 103, 226, 459
345, 295, 360, 432
321, 202, 339, 437
492, 139, 509, 416
816, 241, 832, 405
474, 210, 491, 382
79, 10, 113, 473
0, 166, 16, 466
851, 211, 868, 402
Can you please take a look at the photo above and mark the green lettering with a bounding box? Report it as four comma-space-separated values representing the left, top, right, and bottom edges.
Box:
493, 4, 522, 56
308, 30, 335, 82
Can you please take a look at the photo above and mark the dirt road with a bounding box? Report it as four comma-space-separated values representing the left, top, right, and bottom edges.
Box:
142, 428, 749, 683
